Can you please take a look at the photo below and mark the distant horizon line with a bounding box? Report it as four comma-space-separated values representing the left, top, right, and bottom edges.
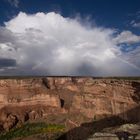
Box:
0, 75, 139, 79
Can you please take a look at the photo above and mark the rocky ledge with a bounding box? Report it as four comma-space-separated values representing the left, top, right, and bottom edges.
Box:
0, 77, 139, 140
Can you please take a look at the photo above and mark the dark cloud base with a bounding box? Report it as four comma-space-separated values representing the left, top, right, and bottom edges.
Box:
0, 58, 16, 67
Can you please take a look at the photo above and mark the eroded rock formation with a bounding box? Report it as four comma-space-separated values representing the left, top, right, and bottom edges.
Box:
0, 77, 139, 134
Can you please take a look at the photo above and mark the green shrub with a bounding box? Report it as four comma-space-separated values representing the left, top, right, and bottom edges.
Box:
0, 122, 65, 140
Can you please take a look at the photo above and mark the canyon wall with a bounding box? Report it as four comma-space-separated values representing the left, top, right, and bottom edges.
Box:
0, 77, 139, 131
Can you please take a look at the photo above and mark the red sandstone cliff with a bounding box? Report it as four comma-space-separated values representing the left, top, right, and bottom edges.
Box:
0, 77, 139, 133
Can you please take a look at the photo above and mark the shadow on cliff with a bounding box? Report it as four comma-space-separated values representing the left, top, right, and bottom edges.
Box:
57, 105, 140, 140
131, 81, 140, 103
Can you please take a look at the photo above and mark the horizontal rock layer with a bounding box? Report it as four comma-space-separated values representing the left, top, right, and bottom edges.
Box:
0, 77, 139, 132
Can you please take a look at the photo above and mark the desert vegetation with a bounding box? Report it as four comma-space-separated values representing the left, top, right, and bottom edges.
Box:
0, 122, 65, 140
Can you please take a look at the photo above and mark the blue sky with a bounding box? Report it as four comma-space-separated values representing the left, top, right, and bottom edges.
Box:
1, 0, 140, 31
0, 0, 140, 76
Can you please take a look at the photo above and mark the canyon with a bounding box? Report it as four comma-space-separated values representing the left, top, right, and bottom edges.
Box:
0, 77, 140, 140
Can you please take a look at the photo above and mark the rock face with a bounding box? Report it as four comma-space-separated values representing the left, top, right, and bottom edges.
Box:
0, 77, 139, 133
88, 124, 140, 140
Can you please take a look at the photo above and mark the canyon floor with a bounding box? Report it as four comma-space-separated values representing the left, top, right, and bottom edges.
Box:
0, 77, 140, 140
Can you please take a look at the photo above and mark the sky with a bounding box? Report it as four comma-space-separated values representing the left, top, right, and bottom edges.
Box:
0, 0, 140, 76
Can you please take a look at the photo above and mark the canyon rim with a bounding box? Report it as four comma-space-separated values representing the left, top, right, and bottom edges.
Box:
0, 77, 139, 139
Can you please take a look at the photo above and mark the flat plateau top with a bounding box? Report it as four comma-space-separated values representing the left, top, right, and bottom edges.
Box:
0, 76, 139, 80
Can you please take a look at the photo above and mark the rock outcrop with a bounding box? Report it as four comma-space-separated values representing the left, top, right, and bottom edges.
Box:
0, 77, 139, 134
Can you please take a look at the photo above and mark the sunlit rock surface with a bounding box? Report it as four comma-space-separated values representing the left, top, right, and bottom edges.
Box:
0, 77, 139, 139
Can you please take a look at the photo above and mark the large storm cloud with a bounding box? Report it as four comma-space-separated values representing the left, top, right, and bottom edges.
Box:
0, 12, 140, 76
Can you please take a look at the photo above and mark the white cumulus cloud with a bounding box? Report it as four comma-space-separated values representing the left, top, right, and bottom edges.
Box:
0, 12, 140, 76
113, 31, 140, 44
